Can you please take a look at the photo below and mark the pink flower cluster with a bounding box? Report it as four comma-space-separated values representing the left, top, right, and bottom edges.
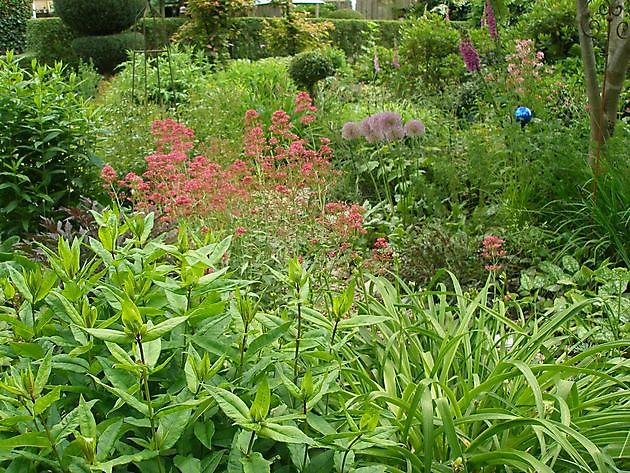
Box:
481, 235, 507, 272
506, 39, 544, 95
103, 93, 333, 224
320, 202, 367, 238
342, 113, 425, 143
459, 38, 481, 73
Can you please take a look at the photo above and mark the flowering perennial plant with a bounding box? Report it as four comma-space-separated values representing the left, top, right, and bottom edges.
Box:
506, 39, 544, 96
342, 112, 425, 143
483, 0, 498, 41
459, 37, 481, 73
481, 235, 507, 272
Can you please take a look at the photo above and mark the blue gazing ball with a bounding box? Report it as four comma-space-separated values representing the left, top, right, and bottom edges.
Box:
514, 106, 532, 127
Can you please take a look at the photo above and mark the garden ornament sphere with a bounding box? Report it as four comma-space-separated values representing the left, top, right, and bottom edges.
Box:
514, 106, 532, 128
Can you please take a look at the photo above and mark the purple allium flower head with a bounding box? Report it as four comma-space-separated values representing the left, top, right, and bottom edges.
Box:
387, 126, 406, 141
341, 121, 362, 140
373, 50, 380, 74
392, 49, 400, 69
359, 118, 373, 138
404, 119, 425, 137
459, 38, 481, 73
486, 0, 498, 41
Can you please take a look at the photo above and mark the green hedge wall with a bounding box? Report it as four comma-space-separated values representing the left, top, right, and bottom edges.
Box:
26, 17, 79, 66
26, 16, 401, 65
230, 17, 401, 60
0, 0, 31, 54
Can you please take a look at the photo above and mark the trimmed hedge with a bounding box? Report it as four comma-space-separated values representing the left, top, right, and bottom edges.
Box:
230, 17, 401, 59
26, 17, 79, 66
53, 0, 146, 35
0, 0, 31, 54
72, 32, 144, 74
26, 16, 402, 65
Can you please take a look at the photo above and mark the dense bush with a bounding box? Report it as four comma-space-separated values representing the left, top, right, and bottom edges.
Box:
229, 17, 401, 60
513, 0, 579, 61
175, 0, 251, 61
289, 50, 335, 95
53, 0, 146, 35
0, 53, 101, 237
0, 0, 30, 54
261, 12, 334, 56
323, 7, 365, 19
72, 32, 144, 74
26, 17, 79, 66
399, 14, 465, 92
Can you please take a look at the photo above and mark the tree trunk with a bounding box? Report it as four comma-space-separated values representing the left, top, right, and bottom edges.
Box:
576, 0, 629, 163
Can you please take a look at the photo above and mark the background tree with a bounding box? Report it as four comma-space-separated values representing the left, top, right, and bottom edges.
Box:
576, 0, 629, 163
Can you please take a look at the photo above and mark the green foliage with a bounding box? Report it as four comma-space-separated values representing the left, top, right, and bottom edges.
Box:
0, 213, 627, 471
399, 14, 465, 92
0, 53, 101, 237
261, 11, 334, 57
289, 49, 335, 95
72, 32, 144, 75
175, 0, 252, 61
53, 0, 146, 35
26, 17, 79, 66
230, 17, 401, 60
0, 0, 30, 54
323, 7, 365, 19
514, 0, 579, 61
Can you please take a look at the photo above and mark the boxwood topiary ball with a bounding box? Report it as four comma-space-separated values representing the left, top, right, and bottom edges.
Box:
54, 0, 146, 36
72, 32, 144, 75
288, 50, 335, 95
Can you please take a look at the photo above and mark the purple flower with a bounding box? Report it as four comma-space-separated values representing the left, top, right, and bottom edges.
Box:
404, 119, 425, 137
486, 0, 498, 41
387, 126, 406, 141
459, 38, 481, 73
373, 50, 380, 74
341, 121, 361, 140
392, 49, 400, 69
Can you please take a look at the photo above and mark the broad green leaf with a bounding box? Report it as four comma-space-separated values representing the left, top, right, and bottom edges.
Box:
105, 341, 134, 367
91, 377, 148, 416
193, 420, 215, 450
157, 410, 190, 450
258, 423, 315, 445
34, 349, 52, 397
174, 455, 202, 473
93, 450, 158, 473
304, 450, 334, 473
96, 419, 123, 462
9, 342, 44, 360
0, 432, 49, 449
34, 386, 61, 415
241, 452, 271, 473
249, 377, 270, 422
83, 328, 132, 344
209, 387, 252, 425
78, 395, 97, 439
245, 321, 291, 361
142, 316, 188, 342
8, 266, 32, 303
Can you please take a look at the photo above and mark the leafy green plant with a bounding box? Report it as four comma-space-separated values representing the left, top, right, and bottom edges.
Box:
0, 0, 30, 54
399, 13, 465, 92
53, 0, 146, 35
289, 50, 336, 97
0, 53, 102, 237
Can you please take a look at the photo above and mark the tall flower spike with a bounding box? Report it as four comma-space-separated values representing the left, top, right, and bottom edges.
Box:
373, 50, 380, 74
486, 0, 498, 41
459, 38, 481, 73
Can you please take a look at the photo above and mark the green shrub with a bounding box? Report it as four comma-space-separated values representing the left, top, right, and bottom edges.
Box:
26, 17, 79, 66
324, 7, 365, 19
53, 0, 146, 35
0, 0, 30, 54
142, 16, 185, 49
72, 32, 144, 74
399, 14, 465, 92
289, 49, 335, 95
261, 12, 334, 56
229, 17, 401, 60
514, 0, 579, 61
0, 53, 101, 237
